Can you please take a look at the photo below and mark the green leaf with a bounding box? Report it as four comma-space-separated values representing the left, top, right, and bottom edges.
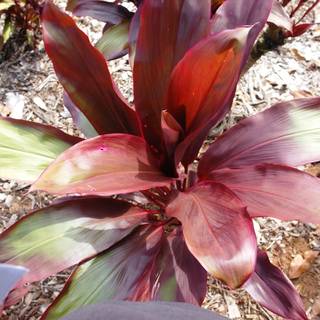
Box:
0, 0, 14, 11
2, 18, 13, 44
96, 20, 130, 60
0, 117, 81, 182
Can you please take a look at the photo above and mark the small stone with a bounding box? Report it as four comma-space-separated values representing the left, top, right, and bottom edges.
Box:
4, 194, 13, 208
0, 193, 6, 202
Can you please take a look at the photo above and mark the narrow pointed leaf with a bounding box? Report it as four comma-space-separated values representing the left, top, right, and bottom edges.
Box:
0, 197, 149, 284
267, 0, 293, 33
0, 116, 81, 182
291, 23, 313, 37
31, 134, 174, 196
211, 0, 273, 69
211, 0, 273, 34
199, 97, 320, 174
96, 20, 130, 60
67, 0, 133, 24
63, 93, 98, 138
167, 27, 250, 133
166, 182, 257, 288
42, 2, 140, 136
243, 250, 307, 320
207, 164, 320, 224
152, 227, 207, 305
42, 225, 164, 320
167, 28, 251, 166
133, 0, 210, 151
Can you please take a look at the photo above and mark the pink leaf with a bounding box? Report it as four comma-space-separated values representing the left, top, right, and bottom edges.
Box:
243, 250, 307, 320
166, 182, 257, 288
31, 134, 174, 196
198, 97, 320, 174
207, 164, 320, 224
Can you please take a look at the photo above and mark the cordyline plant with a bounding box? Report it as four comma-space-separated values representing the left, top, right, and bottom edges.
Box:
0, 0, 43, 58
65, 0, 319, 63
1, 0, 320, 319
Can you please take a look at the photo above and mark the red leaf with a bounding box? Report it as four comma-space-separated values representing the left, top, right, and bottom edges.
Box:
67, 0, 133, 24
63, 92, 98, 138
243, 250, 307, 320
291, 23, 313, 37
167, 27, 252, 166
0, 197, 150, 285
166, 182, 257, 288
211, 0, 273, 34
42, 2, 140, 136
31, 134, 174, 196
167, 27, 250, 133
211, 0, 273, 69
42, 225, 164, 319
133, 0, 210, 153
198, 97, 320, 174
151, 227, 207, 305
206, 164, 320, 224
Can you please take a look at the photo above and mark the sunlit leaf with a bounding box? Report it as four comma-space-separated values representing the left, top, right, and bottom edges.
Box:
31, 134, 174, 196
0, 117, 81, 182
166, 182, 257, 288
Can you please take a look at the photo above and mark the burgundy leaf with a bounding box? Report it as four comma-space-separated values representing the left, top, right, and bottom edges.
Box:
133, 0, 210, 153
167, 27, 252, 166
167, 27, 250, 133
243, 250, 307, 320
151, 227, 207, 305
211, 0, 273, 34
291, 23, 313, 37
31, 134, 174, 196
42, 225, 164, 319
166, 182, 257, 289
206, 164, 320, 224
211, 0, 273, 68
198, 97, 320, 174
63, 92, 98, 138
42, 2, 140, 136
67, 0, 133, 24
0, 197, 150, 285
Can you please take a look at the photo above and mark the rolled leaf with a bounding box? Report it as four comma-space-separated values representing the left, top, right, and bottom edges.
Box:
0, 116, 81, 182
133, 0, 210, 153
66, 0, 133, 24
0, 197, 150, 284
42, 2, 140, 136
243, 250, 307, 320
166, 182, 257, 288
207, 164, 320, 224
96, 20, 130, 60
198, 97, 320, 174
42, 225, 164, 320
31, 134, 174, 196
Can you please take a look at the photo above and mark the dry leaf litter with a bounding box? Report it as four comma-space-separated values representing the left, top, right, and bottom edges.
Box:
0, 1, 320, 319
